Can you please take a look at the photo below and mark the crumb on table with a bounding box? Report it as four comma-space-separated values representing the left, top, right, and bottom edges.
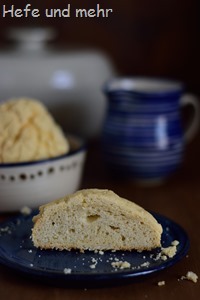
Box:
181, 271, 198, 283
157, 281, 165, 286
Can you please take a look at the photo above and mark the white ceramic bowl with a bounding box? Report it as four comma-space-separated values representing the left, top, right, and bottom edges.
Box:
0, 135, 86, 212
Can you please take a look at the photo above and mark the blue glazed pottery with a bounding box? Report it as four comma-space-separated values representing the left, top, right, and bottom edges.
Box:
102, 78, 199, 184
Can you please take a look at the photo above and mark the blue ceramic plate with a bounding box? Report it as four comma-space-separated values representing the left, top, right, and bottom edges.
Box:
0, 211, 189, 288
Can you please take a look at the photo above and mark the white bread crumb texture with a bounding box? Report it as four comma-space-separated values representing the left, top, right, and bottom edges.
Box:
32, 189, 162, 251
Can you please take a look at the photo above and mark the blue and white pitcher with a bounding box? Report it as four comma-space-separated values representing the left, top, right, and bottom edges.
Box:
102, 78, 199, 184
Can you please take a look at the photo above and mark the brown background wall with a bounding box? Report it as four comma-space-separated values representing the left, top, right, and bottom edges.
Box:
0, 0, 199, 93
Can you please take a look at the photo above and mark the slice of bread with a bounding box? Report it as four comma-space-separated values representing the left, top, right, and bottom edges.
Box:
32, 189, 162, 251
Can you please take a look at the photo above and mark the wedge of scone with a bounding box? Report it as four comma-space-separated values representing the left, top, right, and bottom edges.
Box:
32, 189, 162, 251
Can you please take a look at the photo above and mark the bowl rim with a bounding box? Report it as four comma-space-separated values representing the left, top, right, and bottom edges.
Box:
0, 134, 86, 168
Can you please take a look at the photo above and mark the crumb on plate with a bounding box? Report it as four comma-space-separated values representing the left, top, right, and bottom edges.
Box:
63, 268, 72, 274
111, 261, 131, 269
20, 206, 32, 215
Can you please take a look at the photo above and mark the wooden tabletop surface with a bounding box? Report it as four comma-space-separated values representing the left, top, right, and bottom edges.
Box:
0, 137, 200, 300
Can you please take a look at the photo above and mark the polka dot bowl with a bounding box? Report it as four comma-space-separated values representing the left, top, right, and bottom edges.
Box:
0, 135, 86, 212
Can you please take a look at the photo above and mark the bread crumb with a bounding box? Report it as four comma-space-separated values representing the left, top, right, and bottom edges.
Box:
111, 261, 131, 269
161, 255, 167, 261
152, 240, 179, 262
181, 271, 198, 283
90, 257, 98, 269
157, 281, 165, 286
91, 257, 97, 263
153, 252, 161, 261
141, 262, 150, 267
161, 246, 176, 258
0, 226, 10, 233
89, 264, 97, 269
114, 257, 119, 262
161, 240, 179, 258
20, 206, 32, 215
63, 268, 72, 274
171, 240, 179, 246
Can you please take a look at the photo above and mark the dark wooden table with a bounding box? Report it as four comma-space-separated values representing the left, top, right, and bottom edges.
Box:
0, 137, 200, 299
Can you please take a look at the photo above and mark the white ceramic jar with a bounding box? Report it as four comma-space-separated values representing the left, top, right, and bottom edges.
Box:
0, 27, 115, 138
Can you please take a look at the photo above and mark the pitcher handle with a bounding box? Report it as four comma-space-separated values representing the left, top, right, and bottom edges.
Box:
180, 93, 200, 142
